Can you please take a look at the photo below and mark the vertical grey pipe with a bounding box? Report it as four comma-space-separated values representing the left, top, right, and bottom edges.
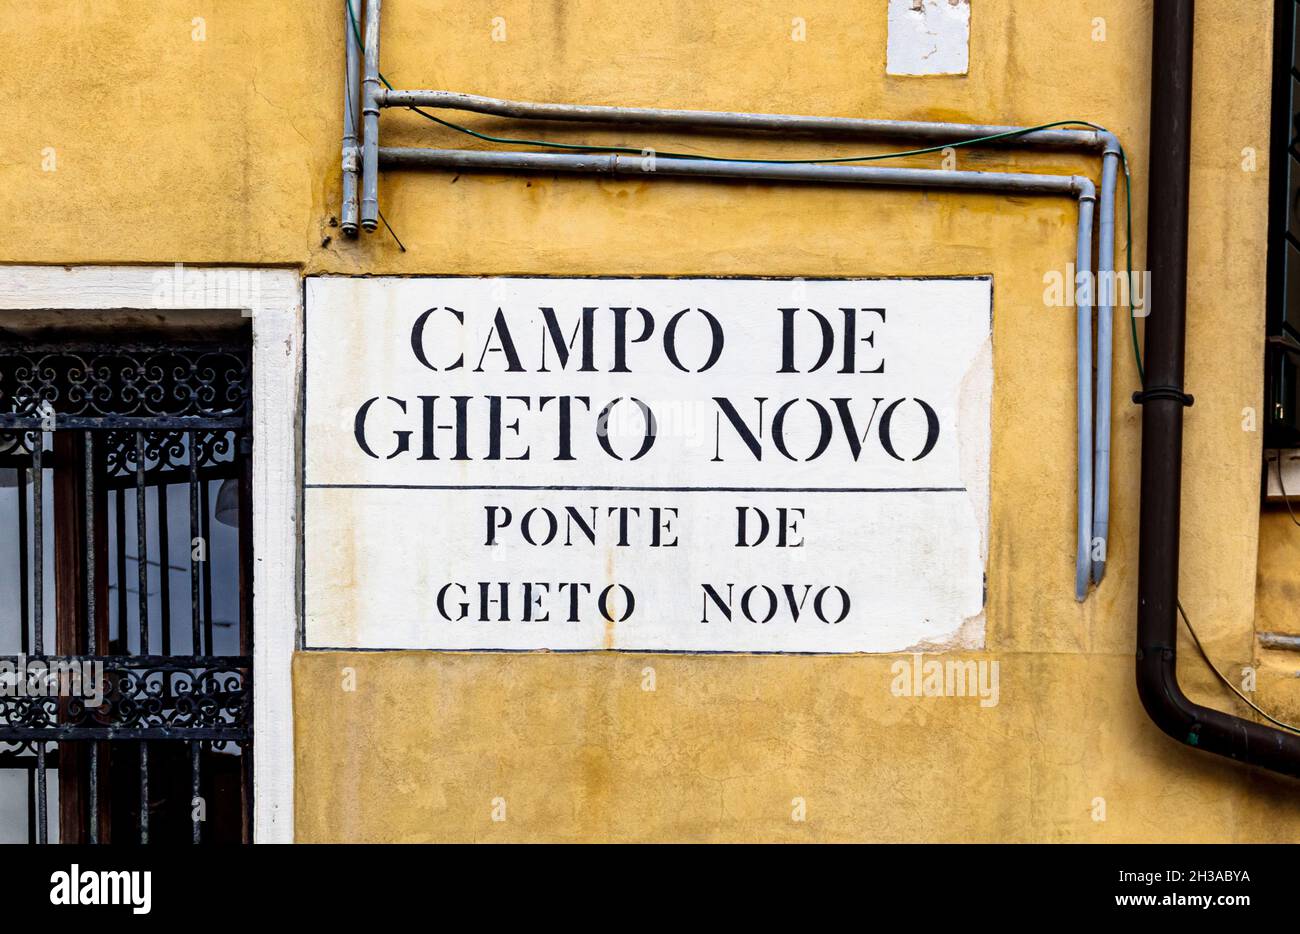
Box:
360, 0, 382, 231
1075, 183, 1097, 601
341, 0, 362, 235
1091, 145, 1121, 584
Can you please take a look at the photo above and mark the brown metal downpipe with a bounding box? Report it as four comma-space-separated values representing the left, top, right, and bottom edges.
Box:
1136, 0, 1300, 776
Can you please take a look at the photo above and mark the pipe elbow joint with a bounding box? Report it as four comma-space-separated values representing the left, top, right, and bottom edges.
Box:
1097, 130, 1122, 158
1135, 649, 1202, 746
1073, 175, 1097, 201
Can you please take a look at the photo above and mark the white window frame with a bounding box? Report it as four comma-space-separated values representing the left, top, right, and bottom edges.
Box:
0, 265, 300, 843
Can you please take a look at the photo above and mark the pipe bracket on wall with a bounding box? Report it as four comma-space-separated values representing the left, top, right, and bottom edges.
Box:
1132, 386, 1194, 406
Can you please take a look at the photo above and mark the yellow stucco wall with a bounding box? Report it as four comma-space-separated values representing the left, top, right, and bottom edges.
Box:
4, 0, 1297, 840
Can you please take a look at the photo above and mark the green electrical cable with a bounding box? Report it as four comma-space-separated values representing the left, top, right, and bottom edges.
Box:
345, 1, 1144, 385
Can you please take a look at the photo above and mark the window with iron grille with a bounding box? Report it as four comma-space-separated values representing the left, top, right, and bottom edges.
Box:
1267, 0, 1300, 448
0, 334, 253, 843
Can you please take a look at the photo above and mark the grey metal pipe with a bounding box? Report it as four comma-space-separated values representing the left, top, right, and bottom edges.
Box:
378, 144, 1109, 604
1091, 141, 1122, 584
1075, 184, 1097, 601
377, 89, 1106, 151
341, 0, 362, 235
383, 149, 1099, 596
378, 147, 1091, 195
1258, 631, 1300, 652
360, 0, 382, 232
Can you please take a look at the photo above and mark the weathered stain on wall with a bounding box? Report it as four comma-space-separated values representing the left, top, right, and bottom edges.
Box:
2, 0, 1297, 840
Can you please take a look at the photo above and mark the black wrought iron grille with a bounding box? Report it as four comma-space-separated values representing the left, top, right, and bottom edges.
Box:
1266, 0, 1300, 446
0, 341, 253, 843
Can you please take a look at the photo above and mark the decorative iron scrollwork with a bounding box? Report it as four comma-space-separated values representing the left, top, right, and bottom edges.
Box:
100, 428, 236, 477
0, 657, 251, 742
0, 345, 251, 421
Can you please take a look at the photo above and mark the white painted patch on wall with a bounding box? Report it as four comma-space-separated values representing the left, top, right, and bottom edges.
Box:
887, 0, 971, 77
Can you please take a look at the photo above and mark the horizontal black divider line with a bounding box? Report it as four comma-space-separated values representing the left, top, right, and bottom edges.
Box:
304, 483, 968, 493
